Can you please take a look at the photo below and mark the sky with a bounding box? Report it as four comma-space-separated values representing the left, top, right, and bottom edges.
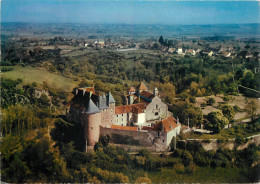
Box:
2, 0, 260, 25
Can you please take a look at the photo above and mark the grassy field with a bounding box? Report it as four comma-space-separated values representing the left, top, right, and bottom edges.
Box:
1, 66, 79, 92
147, 166, 252, 183
186, 128, 260, 140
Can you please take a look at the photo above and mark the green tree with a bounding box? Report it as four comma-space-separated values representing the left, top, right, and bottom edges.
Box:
223, 95, 230, 103
135, 174, 152, 184
206, 97, 215, 105
181, 151, 193, 167
240, 71, 259, 97
189, 96, 196, 103
209, 79, 222, 95
158, 35, 164, 46
173, 102, 203, 127
222, 105, 235, 123
245, 100, 258, 120
207, 111, 229, 133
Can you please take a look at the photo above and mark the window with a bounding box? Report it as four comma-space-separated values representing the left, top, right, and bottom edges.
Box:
117, 115, 118, 117
91, 127, 93, 130
155, 112, 158, 116
163, 140, 164, 143
122, 114, 123, 116
156, 104, 158, 109
121, 124, 123, 126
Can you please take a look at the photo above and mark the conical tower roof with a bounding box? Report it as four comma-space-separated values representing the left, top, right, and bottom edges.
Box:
128, 86, 136, 92
107, 92, 116, 103
85, 98, 100, 114
138, 82, 148, 90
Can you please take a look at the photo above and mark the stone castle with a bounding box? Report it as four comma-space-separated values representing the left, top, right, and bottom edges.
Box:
67, 82, 181, 152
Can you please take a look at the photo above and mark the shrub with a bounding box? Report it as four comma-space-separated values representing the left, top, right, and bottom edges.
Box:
186, 142, 202, 154
217, 139, 225, 144
210, 160, 222, 168
202, 139, 210, 143
177, 141, 186, 149
214, 151, 231, 168
1, 66, 14, 72
206, 97, 215, 105
135, 176, 152, 184
233, 105, 241, 112
172, 149, 181, 157
189, 96, 196, 103
181, 151, 193, 167
235, 136, 246, 145
0, 61, 13, 66
38, 94, 50, 107
174, 163, 185, 174
194, 152, 210, 166
138, 149, 151, 158
201, 102, 207, 108
193, 147, 214, 167
223, 95, 230, 103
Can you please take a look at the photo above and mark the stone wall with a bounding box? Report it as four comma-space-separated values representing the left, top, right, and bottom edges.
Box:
100, 126, 168, 151
179, 134, 260, 151
100, 103, 115, 128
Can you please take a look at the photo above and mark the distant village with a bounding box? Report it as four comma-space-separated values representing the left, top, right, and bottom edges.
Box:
13, 35, 260, 60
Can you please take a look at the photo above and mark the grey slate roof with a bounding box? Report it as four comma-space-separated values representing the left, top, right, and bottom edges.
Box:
98, 94, 108, 110
84, 99, 100, 114
107, 92, 116, 104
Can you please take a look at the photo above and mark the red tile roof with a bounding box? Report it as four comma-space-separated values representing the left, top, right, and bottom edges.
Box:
78, 87, 95, 94
132, 106, 144, 114
138, 82, 148, 90
152, 116, 180, 133
141, 126, 153, 131
133, 91, 154, 104
128, 86, 136, 92
111, 125, 138, 131
140, 91, 154, 100
115, 103, 146, 114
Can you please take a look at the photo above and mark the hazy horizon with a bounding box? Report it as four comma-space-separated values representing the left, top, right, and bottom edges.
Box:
2, 0, 260, 25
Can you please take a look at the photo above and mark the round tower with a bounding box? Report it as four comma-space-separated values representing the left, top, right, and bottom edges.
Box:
83, 98, 101, 151
85, 112, 101, 146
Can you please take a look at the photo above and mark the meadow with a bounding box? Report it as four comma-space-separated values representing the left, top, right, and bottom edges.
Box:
147, 166, 252, 183
1, 66, 79, 92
